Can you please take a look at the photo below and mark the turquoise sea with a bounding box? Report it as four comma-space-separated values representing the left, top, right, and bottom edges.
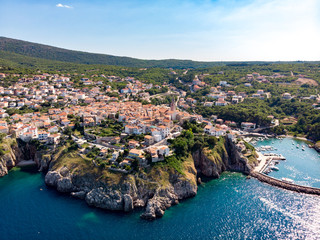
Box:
256, 138, 320, 187
0, 138, 319, 239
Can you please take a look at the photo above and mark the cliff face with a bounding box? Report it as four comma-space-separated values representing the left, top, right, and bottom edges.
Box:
0, 138, 53, 177
0, 139, 23, 177
192, 137, 252, 179
45, 157, 198, 220
0, 135, 254, 220
43, 137, 253, 220
315, 142, 320, 153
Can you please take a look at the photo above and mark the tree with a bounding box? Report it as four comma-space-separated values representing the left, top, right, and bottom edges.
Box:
131, 159, 139, 171
63, 126, 72, 139
173, 138, 188, 157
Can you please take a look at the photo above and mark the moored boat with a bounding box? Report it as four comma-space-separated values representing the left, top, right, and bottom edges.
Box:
282, 178, 294, 184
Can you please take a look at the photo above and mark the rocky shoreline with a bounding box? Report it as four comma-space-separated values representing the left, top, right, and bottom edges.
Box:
43, 137, 254, 220
0, 137, 255, 220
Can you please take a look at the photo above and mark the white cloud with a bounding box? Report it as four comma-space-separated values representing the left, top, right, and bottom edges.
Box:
56, 3, 73, 9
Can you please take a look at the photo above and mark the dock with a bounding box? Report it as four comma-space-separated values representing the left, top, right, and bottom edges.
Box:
252, 151, 320, 196
254, 152, 285, 173
251, 171, 320, 196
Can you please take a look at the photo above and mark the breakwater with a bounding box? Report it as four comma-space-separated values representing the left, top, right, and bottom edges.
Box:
250, 171, 320, 196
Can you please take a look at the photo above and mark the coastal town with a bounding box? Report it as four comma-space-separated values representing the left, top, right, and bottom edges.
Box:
0, 60, 319, 221
0, 67, 319, 174
2, 0, 320, 237
0, 71, 259, 172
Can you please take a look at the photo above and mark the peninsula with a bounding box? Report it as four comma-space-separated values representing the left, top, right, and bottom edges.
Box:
0, 38, 319, 220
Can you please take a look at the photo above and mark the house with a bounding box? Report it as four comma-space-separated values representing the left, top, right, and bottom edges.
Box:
158, 145, 170, 157
128, 140, 139, 149
128, 149, 143, 159
0, 121, 8, 128
48, 126, 59, 133
215, 98, 228, 106
204, 125, 214, 135
232, 96, 243, 104
0, 126, 8, 134
144, 135, 154, 145
282, 93, 292, 100
29, 127, 38, 138
241, 122, 256, 131
204, 102, 214, 107
148, 145, 170, 163
110, 137, 120, 144
125, 125, 134, 134
111, 151, 119, 161
158, 125, 169, 138
61, 118, 71, 126
20, 132, 34, 142
151, 128, 161, 137
128, 149, 146, 165
38, 131, 49, 141
47, 133, 61, 145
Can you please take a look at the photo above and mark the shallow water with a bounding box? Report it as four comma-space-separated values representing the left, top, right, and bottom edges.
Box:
256, 138, 320, 187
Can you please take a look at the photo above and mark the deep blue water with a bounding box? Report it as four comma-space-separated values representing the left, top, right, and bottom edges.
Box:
0, 139, 320, 239
256, 138, 320, 187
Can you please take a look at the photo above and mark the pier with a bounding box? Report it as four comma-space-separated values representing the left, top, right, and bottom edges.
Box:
250, 171, 320, 196
252, 150, 320, 195
254, 151, 285, 173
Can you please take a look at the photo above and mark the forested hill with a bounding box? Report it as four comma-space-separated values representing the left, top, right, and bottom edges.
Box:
0, 37, 226, 69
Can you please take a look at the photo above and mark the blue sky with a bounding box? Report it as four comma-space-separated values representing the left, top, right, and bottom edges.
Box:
1, 0, 320, 61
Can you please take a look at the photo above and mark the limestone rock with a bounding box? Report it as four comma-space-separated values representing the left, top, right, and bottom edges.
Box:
45, 171, 62, 187
85, 188, 124, 211
123, 194, 133, 212
71, 191, 87, 199
0, 161, 8, 177
57, 177, 74, 192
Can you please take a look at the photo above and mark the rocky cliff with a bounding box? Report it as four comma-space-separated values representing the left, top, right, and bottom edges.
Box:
315, 142, 320, 153
45, 153, 198, 220
0, 138, 54, 177
0, 135, 254, 219
43, 136, 254, 220
0, 139, 23, 177
192, 137, 253, 179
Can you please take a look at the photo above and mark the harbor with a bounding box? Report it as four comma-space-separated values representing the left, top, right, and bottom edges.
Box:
251, 137, 320, 191
254, 151, 286, 175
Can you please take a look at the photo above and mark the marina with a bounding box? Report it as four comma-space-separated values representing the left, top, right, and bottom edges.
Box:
253, 137, 320, 188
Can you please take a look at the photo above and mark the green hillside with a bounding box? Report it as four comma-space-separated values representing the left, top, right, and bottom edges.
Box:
0, 37, 225, 69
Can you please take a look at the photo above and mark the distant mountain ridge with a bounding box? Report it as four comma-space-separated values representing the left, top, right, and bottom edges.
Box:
0, 37, 225, 69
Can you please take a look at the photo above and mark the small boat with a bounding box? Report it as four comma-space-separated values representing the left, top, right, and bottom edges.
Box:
270, 166, 279, 171
282, 178, 294, 184
296, 144, 299, 148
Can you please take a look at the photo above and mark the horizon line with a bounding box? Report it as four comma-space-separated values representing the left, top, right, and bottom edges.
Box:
1, 36, 320, 63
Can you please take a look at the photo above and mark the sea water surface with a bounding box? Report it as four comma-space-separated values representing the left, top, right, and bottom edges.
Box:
0, 138, 320, 240
256, 138, 320, 187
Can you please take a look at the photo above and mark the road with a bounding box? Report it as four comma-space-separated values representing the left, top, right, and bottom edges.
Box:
72, 135, 121, 150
